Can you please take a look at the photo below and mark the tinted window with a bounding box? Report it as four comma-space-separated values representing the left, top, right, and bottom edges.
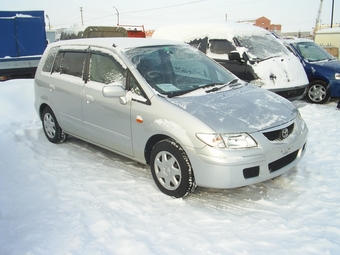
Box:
61, 52, 87, 78
209, 39, 236, 54
89, 53, 125, 84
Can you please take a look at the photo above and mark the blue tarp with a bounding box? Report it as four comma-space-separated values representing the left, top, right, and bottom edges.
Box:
0, 11, 47, 58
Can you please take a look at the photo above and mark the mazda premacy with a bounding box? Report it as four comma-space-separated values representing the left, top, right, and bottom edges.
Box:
34, 38, 308, 197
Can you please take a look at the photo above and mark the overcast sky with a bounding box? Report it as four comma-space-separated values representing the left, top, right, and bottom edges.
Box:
1, 0, 339, 32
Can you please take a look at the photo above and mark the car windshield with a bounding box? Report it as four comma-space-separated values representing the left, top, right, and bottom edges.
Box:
124, 45, 236, 96
293, 41, 335, 62
236, 33, 289, 60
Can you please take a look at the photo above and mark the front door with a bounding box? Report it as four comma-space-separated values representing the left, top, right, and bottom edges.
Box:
82, 50, 133, 156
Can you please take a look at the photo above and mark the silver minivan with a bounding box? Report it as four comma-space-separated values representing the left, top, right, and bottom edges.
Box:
34, 38, 308, 197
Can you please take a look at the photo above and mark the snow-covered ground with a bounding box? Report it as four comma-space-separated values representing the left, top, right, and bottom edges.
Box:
1, 79, 340, 255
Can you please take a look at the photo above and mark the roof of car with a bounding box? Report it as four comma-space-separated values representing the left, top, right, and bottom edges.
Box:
51, 37, 187, 50
281, 38, 314, 44
152, 22, 271, 42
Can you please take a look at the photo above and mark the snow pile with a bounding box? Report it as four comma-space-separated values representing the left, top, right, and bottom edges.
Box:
1, 79, 340, 254
152, 22, 267, 43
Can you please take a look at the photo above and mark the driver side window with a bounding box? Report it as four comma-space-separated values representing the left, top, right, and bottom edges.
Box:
89, 53, 125, 85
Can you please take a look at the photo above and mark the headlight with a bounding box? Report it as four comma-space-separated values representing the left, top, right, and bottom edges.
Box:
196, 133, 257, 149
196, 133, 225, 148
335, 73, 340, 80
250, 79, 266, 87
298, 111, 307, 132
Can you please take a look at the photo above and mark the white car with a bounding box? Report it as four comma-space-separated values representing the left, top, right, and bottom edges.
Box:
153, 22, 309, 101
34, 37, 308, 197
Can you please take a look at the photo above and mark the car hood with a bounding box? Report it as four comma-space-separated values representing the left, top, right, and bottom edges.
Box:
167, 85, 298, 133
249, 55, 309, 89
310, 59, 340, 72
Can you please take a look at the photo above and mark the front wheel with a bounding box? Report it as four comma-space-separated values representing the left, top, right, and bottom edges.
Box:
306, 80, 330, 104
150, 139, 196, 198
42, 107, 67, 143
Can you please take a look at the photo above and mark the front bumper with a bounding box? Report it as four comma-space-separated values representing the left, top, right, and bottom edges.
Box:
329, 79, 340, 97
185, 118, 308, 189
270, 84, 307, 101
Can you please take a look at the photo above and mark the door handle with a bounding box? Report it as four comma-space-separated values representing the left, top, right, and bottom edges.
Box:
49, 84, 55, 92
85, 95, 94, 104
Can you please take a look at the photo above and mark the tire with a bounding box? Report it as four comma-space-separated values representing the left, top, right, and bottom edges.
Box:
150, 139, 196, 198
306, 80, 330, 104
42, 107, 67, 143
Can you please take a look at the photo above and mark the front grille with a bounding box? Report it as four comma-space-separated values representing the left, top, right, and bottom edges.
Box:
268, 149, 299, 172
263, 123, 294, 141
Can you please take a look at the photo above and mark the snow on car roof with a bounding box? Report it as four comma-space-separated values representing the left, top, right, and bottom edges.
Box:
152, 21, 271, 42
281, 37, 314, 44
50, 37, 187, 51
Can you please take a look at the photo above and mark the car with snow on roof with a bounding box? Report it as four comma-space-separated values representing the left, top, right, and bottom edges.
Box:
153, 22, 309, 101
34, 37, 308, 197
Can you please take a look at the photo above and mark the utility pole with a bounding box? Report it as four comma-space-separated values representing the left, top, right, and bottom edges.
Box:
46, 14, 51, 30
331, 0, 334, 28
113, 6, 119, 25
314, 0, 324, 36
80, 7, 84, 26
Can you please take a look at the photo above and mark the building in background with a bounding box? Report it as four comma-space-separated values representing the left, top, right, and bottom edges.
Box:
239, 16, 282, 35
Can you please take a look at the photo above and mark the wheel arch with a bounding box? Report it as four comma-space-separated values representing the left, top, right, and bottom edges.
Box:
308, 76, 330, 86
38, 103, 50, 120
144, 134, 171, 165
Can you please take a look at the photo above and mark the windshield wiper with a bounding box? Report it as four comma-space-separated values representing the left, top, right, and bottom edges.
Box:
307, 57, 334, 62
206, 79, 239, 93
254, 55, 281, 62
167, 83, 224, 98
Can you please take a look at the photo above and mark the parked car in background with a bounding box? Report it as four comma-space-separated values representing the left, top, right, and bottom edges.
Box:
34, 38, 308, 198
59, 26, 128, 40
152, 22, 309, 101
284, 39, 340, 104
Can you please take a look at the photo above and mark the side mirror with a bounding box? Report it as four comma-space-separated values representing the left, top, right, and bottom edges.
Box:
102, 83, 126, 98
228, 51, 243, 62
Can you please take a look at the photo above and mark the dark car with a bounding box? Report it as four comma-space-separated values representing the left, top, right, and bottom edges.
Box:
284, 39, 340, 104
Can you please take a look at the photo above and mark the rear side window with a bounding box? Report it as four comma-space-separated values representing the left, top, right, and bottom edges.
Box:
52, 51, 87, 78
42, 46, 60, 72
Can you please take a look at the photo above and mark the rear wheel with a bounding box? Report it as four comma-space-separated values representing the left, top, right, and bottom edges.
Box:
306, 80, 330, 104
42, 107, 67, 143
150, 139, 196, 198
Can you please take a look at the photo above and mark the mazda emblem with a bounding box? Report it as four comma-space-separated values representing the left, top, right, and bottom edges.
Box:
281, 128, 289, 139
